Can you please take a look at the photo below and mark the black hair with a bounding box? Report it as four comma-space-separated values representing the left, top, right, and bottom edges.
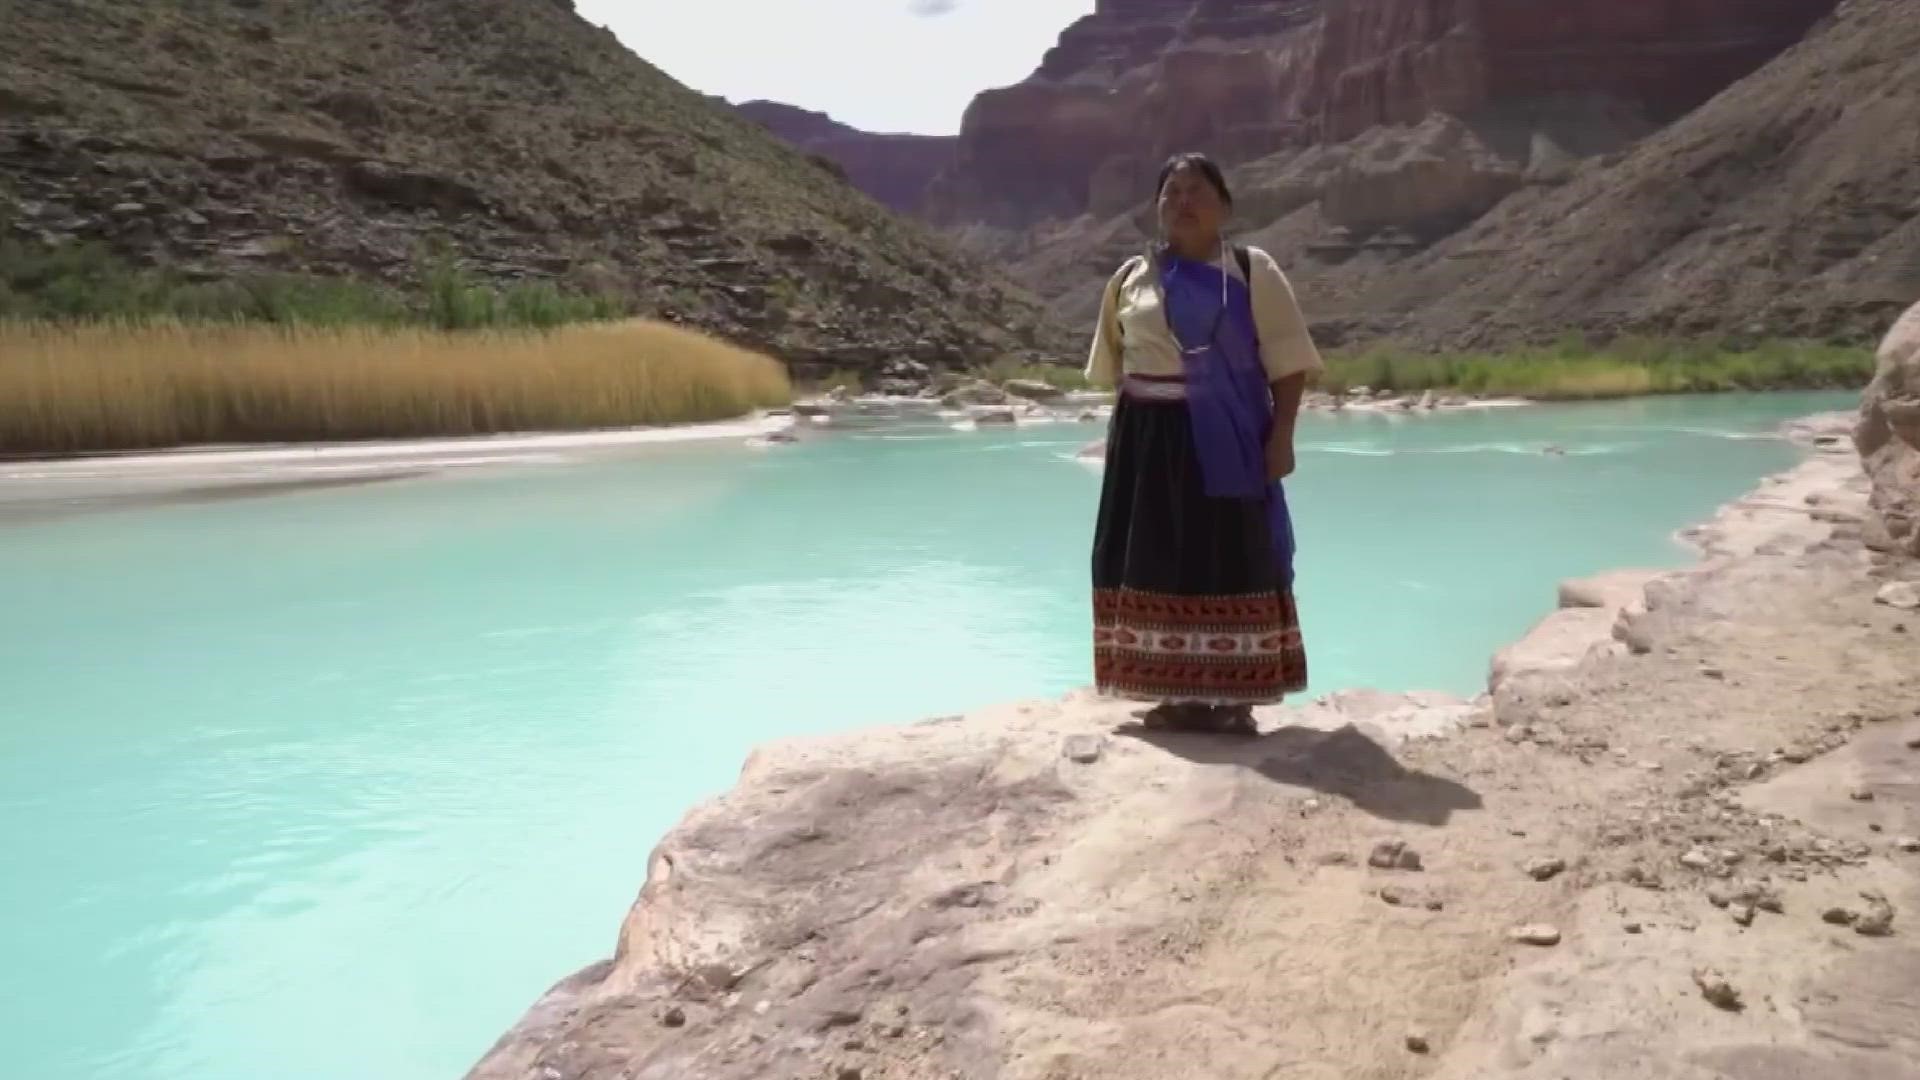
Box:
1154, 152, 1233, 207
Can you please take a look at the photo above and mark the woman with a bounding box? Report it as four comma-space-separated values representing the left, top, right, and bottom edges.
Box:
1086, 152, 1323, 733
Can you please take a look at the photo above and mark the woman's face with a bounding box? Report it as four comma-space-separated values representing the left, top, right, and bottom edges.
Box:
1156, 165, 1227, 245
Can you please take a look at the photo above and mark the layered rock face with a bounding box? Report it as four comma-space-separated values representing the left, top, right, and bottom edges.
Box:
731, 101, 954, 215
1299, 0, 1920, 349
1023, 0, 1916, 351
922, 0, 1840, 230
1858, 301, 1920, 557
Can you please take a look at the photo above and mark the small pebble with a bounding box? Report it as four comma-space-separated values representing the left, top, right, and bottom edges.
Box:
1856, 892, 1896, 938
838, 1067, 864, 1080
1624, 921, 1644, 934
1823, 907, 1859, 926
1906, 735, 1920, 750
1851, 787, 1875, 802
1369, 840, 1423, 871
1406, 1032, 1431, 1054
1693, 968, 1743, 1011
1511, 924, 1561, 947
1731, 903, 1756, 927
661, 1005, 687, 1028
1680, 848, 1715, 871
1525, 856, 1568, 882
1894, 836, 1920, 853
1062, 734, 1105, 764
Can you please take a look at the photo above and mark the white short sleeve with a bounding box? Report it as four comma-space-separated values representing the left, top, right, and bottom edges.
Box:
1246, 247, 1324, 382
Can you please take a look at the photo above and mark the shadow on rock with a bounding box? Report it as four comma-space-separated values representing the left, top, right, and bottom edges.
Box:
1117, 721, 1483, 827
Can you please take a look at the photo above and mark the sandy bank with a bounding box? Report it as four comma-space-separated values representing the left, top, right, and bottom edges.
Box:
468, 410, 1920, 1080
0, 413, 791, 523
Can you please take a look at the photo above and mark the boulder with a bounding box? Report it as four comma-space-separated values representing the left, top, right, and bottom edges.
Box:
1557, 570, 1660, 613
1856, 300, 1920, 557
1002, 377, 1066, 402
942, 380, 1011, 408
1876, 581, 1920, 610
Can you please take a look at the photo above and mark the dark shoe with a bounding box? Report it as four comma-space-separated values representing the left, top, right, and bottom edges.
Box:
1203, 705, 1260, 737
1140, 702, 1213, 731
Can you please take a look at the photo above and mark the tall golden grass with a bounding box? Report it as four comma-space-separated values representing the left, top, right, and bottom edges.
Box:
0, 318, 792, 455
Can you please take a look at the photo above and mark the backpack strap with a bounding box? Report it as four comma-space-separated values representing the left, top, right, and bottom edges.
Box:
1234, 245, 1265, 354
1105, 254, 1146, 339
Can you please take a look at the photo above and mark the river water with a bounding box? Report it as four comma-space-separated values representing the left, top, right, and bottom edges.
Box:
0, 391, 1856, 1079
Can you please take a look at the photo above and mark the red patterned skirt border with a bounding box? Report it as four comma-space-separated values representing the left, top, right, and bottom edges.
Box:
1093, 586, 1307, 705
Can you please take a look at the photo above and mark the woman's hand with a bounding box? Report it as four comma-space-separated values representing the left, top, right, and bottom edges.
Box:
1266, 436, 1296, 482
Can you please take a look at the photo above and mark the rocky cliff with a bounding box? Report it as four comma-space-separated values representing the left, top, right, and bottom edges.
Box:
1286, 0, 1920, 349
1013, 0, 1917, 350
731, 101, 953, 216
1859, 301, 1920, 556
0, 0, 1069, 376
920, 0, 1840, 232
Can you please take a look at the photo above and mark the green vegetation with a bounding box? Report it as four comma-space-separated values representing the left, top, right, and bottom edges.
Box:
1319, 335, 1874, 400
0, 318, 791, 456
0, 238, 625, 330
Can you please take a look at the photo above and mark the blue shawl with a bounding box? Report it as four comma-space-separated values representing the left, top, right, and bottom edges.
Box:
1155, 248, 1297, 586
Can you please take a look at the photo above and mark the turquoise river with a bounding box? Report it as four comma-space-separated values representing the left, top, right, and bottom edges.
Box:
0, 391, 1857, 1080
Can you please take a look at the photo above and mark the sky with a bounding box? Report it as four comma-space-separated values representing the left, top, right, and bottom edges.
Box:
575, 0, 1096, 136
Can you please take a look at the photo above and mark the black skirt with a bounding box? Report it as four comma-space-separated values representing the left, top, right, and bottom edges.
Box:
1091, 392, 1308, 705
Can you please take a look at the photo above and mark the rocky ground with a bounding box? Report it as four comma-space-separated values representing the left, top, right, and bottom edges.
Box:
466, 408, 1920, 1080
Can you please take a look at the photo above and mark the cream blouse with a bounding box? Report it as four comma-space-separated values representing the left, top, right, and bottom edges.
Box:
1084, 245, 1324, 387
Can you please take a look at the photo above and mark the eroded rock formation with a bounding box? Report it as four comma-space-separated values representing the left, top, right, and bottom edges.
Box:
922, 0, 1840, 231
1858, 301, 1920, 556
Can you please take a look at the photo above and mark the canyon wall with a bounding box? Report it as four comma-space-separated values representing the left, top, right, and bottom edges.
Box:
921, 0, 1841, 230
732, 101, 953, 215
